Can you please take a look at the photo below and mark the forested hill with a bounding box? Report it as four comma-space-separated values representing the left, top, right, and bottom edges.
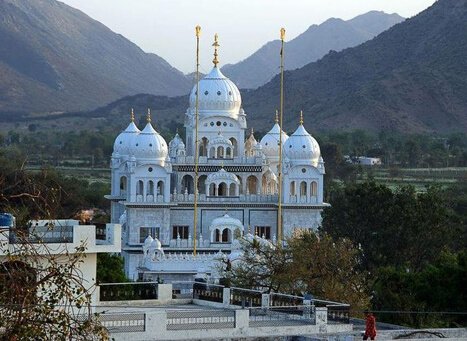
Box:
0, 0, 190, 115
222, 11, 404, 89
242, 0, 467, 134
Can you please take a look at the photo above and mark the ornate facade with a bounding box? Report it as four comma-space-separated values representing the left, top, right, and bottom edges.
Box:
107, 41, 327, 281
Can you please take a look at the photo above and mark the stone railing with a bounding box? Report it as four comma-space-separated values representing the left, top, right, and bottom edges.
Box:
174, 155, 262, 165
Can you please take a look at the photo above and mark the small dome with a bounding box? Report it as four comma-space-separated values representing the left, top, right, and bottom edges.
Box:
207, 168, 240, 184
209, 214, 244, 232
113, 121, 140, 155
209, 132, 233, 147
245, 129, 257, 154
168, 132, 185, 158
144, 235, 154, 248
284, 124, 320, 165
260, 122, 289, 159
132, 122, 168, 161
150, 237, 162, 249
263, 167, 278, 182
189, 67, 241, 113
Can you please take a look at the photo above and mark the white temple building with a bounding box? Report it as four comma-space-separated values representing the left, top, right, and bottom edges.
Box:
107, 38, 327, 282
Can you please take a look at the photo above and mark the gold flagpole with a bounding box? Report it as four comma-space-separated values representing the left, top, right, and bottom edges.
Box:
278, 27, 285, 244
193, 25, 201, 256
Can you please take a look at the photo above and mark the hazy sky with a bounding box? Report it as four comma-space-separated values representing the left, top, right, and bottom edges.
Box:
60, 0, 437, 73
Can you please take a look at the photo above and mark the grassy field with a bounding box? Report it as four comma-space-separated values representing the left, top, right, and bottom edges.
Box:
359, 167, 466, 191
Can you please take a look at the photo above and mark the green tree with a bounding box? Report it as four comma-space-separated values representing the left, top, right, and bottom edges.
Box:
97, 253, 128, 283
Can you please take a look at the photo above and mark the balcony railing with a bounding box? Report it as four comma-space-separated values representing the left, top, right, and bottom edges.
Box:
8, 226, 74, 244
99, 282, 158, 301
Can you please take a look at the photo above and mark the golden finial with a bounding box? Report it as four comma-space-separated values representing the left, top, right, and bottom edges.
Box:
280, 27, 286, 41
147, 108, 151, 123
212, 33, 220, 67
195, 25, 201, 38
130, 108, 135, 122
275, 110, 279, 123
300, 110, 304, 125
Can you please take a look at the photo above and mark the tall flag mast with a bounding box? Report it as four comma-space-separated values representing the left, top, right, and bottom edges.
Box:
277, 27, 285, 244
193, 25, 201, 256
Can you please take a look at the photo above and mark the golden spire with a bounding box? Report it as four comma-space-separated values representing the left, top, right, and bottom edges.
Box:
130, 108, 135, 122
280, 27, 286, 41
300, 110, 304, 125
212, 33, 220, 67
195, 25, 201, 38
275, 110, 279, 123
147, 108, 151, 123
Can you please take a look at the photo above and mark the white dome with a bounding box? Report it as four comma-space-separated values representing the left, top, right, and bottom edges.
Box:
207, 168, 239, 184
189, 67, 241, 113
150, 238, 162, 249
260, 122, 289, 158
284, 124, 320, 165
168, 132, 185, 157
132, 122, 168, 161
113, 121, 140, 155
209, 214, 244, 232
245, 130, 257, 149
209, 132, 233, 147
143, 235, 154, 248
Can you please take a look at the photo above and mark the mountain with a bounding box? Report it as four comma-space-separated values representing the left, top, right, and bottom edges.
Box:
221, 11, 404, 89
242, 0, 467, 134
0, 0, 191, 115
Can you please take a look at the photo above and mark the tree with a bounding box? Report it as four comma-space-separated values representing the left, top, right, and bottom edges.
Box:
222, 231, 369, 313
97, 253, 128, 283
321, 181, 455, 272
0, 151, 109, 340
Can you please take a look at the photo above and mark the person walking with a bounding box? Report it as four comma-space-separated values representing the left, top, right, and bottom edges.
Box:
363, 310, 377, 340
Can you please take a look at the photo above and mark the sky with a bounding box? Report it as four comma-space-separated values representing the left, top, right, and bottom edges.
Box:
60, 0, 437, 74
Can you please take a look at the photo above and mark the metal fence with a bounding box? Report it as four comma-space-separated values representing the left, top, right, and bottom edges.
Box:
270, 293, 304, 307
326, 304, 350, 324
99, 282, 158, 301
248, 306, 313, 327
192, 282, 224, 303
230, 287, 263, 307
166, 309, 235, 330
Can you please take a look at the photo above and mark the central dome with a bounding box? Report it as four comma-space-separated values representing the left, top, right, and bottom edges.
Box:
189, 67, 241, 113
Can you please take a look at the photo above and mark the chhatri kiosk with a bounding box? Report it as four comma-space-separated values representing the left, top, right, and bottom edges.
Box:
107, 35, 327, 281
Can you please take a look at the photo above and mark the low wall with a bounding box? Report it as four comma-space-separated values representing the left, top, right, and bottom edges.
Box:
109, 309, 353, 341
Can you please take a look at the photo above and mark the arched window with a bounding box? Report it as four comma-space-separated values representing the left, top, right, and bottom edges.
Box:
200, 137, 209, 157
311, 181, 318, 196
226, 147, 232, 158
119, 176, 127, 195
300, 181, 307, 196
209, 183, 216, 196
229, 138, 238, 157
218, 182, 227, 196
221, 229, 230, 242
217, 146, 224, 158
229, 183, 237, 196
290, 181, 296, 196
198, 175, 207, 194
209, 147, 216, 158
137, 180, 144, 195
181, 174, 194, 194
157, 181, 164, 196
247, 175, 258, 194
147, 180, 154, 195
215, 229, 221, 242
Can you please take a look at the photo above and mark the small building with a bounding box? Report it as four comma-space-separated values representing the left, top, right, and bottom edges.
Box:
0, 219, 121, 307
